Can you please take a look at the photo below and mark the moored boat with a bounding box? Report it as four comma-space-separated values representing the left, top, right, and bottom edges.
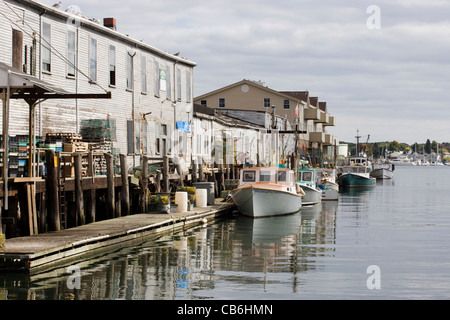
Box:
297, 169, 322, 205
371, 162, 395, 179
317, 168, 339, 200
230, 167, 303, 218
338, 157, 376, 188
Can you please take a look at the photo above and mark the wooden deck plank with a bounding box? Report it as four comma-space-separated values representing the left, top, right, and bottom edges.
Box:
0, 200, 235, 273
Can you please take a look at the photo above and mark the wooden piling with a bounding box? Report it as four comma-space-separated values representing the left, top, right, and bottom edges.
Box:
120, 154, 130, 216
141, 155, 148, 213
105, 153, 115, 219
163, 155, 169, 193
45, 150, 60, 232
192, 161, 197, 183
74, 153, 85, 225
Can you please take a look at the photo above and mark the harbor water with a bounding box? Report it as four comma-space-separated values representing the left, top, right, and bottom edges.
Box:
1, 166, 450, 300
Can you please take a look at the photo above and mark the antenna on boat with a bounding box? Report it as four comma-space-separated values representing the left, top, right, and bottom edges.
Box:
355, 129, 361, 156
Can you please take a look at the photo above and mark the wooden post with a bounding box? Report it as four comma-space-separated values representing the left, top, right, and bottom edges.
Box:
86, 151, 96, 223
192, 161, 197, 183
74, 153, 85, 225
45, 149, 60, 231
198, 157, 204, 182
120, 154, 130, 216
163, 155, 169, 193
141, 155, 148, 213
105, 153, 115, 219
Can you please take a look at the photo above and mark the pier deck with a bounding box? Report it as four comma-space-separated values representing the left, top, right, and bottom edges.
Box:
0, 200, 235, 274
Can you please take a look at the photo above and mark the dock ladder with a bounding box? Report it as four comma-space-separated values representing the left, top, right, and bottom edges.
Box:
57, 152, 67, 229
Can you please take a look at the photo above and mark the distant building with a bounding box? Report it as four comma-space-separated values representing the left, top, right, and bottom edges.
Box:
194, 79, 338, 166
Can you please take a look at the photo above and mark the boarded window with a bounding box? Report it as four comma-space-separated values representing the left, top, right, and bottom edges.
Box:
154, 61, 160, 96
141, 55, 147, 93
12, 29, 23, 70
176, 68, 181, 101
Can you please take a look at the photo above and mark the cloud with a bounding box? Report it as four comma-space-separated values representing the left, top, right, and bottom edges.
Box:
39, 0, 450, 143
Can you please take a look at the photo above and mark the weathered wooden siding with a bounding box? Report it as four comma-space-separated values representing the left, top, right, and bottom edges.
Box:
0, 0, 196, 171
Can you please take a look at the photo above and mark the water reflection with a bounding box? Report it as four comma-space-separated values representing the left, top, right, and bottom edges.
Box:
1, 201, 339, 300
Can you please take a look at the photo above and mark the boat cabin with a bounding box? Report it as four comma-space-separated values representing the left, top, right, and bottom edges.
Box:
297, 169, 318, 188
239, 167, 295, 186
340, 166, 371, 174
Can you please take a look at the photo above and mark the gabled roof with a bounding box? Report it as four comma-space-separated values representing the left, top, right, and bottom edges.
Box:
309, 97, 319, 108
194, 79, 308, 103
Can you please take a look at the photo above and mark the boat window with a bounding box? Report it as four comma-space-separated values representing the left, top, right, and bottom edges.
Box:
277, 171, 287, 182
242, 170, 256, 182
303, 172, 312, 181
260, 171, 272, 182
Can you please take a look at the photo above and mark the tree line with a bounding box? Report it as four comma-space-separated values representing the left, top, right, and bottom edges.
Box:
344, 139, 450, 159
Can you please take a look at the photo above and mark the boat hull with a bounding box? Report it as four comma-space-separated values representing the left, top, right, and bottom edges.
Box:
371, 168, 394, 179
321, 188, 339, 201
230, 186, 302, 218
338, 173, 376, 188
299, 184, 322, 205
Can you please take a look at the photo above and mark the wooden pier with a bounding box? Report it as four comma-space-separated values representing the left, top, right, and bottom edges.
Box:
0, 199, 235, 274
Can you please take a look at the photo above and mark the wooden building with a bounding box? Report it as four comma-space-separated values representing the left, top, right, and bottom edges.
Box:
0, 0, 196, 170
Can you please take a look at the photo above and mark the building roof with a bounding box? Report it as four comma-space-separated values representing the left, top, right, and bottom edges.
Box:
195, 79, 309, 103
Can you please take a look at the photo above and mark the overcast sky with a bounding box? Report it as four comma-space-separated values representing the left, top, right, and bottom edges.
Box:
40, 0, 450, 144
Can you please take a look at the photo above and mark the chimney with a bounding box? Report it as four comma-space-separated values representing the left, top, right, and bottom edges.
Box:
103, 17, 116, 30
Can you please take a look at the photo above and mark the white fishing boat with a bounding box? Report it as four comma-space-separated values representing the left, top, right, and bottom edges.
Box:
317, 168, 339, 201
297, 169, 322, 205
371, 162, 395, 179
230, 167, 303, 218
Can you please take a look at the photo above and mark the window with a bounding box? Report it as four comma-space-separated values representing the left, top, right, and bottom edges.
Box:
159, 68, 166, 92
176, 67, 181, 101
155, 123, 171, 155
42, 22, 51, 73
126, 54, 133, 90
201, 100, 207, 106
277, 171, 287, 182
283, 99, 290, 110
218, 98, 225, 108
154, 61, 160, 96
166, 66, 171, 100
109, 45, 116, 86
264, 98, 271, 108
243, 171, 256, 182
260, 171, 272, 182
127, 120, 148, 154
67, 30, 76, 77
89, 37, 97, 82
186, 70, 191, 102
141, 55, 147, 93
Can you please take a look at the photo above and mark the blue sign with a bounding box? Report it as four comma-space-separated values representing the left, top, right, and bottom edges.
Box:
176, 121, 190, 133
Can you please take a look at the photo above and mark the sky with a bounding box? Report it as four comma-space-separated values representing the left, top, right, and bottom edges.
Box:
40, 0, 450, 144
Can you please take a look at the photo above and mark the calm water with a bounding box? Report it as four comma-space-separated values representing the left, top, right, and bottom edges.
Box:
1, 166, 450, 300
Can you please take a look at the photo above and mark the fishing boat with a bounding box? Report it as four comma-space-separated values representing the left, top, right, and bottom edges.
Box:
230, 167, 303, 218
371, 162, 395, 179
337, 157, 376, 188
297, 169, 322, 205
317, 168, 339, 201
